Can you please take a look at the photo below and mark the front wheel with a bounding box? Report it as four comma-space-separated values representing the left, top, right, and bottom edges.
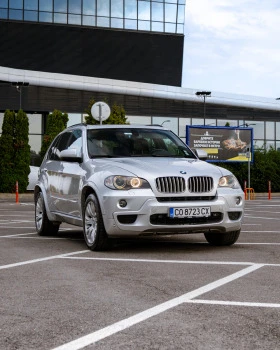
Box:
83, 193, 110, 251
204, 230, 240, 246
35, 192, 60, 236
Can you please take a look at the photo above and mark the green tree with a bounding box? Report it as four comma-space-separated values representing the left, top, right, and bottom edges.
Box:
218, 148, 280, 192
40, 109, 68, 159
84, 99, 128, 125
0, 109, 30, 193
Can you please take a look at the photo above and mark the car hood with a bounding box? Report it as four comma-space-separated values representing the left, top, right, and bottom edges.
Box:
93, 157, 227, 179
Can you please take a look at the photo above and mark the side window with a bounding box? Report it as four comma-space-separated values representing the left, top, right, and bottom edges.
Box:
47, 135, 61, 161
67, 129, 82, 157
48, 132, 72, 161
48, 130, 83, 161
54, 132, 73, 160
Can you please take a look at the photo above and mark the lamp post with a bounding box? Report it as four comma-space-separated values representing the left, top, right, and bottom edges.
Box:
11, 82, 29, 110
195, 91, 211, 119
161, 119, 170, 126
239, 123, 255, 200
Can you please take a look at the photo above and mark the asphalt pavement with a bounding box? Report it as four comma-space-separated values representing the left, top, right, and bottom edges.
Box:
0, 194, 279, 350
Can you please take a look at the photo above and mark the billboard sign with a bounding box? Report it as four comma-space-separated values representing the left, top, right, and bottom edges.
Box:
186, 125, 253, 162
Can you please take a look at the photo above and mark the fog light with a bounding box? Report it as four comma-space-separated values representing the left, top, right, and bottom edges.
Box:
228, 211, 242, 220
119, 199, 127, 208
235, 196, 242, 205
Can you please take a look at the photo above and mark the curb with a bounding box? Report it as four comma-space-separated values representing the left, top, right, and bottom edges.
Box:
0, 192, 34, 202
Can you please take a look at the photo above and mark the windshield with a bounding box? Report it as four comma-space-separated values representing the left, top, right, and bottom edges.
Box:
87, 128, 196, 159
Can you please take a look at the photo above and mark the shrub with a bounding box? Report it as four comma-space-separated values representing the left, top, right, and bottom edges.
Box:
0, 109, 30, 193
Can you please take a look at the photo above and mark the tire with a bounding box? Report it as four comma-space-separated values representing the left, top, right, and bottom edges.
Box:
83, 193, 110, 251
204, 230, 240, 246
35, 192, 60, 236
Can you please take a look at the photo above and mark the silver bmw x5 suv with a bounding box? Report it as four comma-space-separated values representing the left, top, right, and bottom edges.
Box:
34, 124, 244, 251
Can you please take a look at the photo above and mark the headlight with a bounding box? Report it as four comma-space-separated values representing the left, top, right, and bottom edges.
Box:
105, 176, 150, 190
218, 175, 240, 189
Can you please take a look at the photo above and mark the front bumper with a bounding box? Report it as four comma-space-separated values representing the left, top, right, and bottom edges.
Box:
101, 189, 244, 237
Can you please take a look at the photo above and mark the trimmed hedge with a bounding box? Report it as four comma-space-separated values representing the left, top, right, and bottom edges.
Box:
0, 109, 30, 193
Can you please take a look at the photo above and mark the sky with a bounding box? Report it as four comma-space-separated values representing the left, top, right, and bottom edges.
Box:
182, 0, 280, 99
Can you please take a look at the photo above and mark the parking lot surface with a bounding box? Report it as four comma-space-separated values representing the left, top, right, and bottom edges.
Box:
0, 195, 279, 350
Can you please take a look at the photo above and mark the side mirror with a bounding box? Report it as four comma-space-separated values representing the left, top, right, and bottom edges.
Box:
59, 149, 82, 163
193, 149, 208, 161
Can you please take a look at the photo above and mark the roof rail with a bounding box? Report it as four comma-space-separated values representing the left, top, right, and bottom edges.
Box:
67, 123, 87, 128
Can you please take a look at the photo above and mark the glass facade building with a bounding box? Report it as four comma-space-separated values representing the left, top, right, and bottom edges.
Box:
1, 0, 280, 162
0, 0, 185, 33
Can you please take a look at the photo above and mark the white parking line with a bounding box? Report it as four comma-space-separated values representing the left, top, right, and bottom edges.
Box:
0, 220, 34, 223
0, 226, 36, 229
244, 215, 280, 220
187, 299, 280, 308
242, 224, 261, 226
0, 214, 34, 217
60, 256, 269, 266
0, 232, 37, 237
0, 250, 88, 270
61, 256, 280, 267
242, 230, 280, 232
236, 243, 280, 247
51, 264, 263, 350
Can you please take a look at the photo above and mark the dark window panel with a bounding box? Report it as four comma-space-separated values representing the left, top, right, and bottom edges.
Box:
24, 10, 38, 21
152, 2, 163, 22
69, 0, 81, 14
25, 0, 38, 11
82, 15, 96, 26
138, 0, 150, 21
54, 12, 67, 23
111, 17, 123, 29
9, 9, 23, 20
54, 0, 67, 13
10, 0, 23, 9
0, 9, 8, 18
83, 0, 95, 15
39, 11, 53, 22
39, 0, 53, 12
125, 0, 137, 19
111, 0, 123, 18
68, 14, 81, 25
97, 0, 109, 17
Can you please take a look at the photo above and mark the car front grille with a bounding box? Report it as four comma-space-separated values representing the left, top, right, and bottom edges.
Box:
188, 176, 214, 193
156, 177, 186, 193
155, 176, 214, 194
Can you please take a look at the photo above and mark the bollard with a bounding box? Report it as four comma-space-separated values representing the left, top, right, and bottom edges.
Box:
268, 181, 271, 200
15, 181, 19, 204
244, 180, 247, 200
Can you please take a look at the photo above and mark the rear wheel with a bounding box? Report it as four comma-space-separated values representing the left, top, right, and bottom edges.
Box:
204, 230, 240, 246
83, 193, 110, 251
35, 192, 60, 236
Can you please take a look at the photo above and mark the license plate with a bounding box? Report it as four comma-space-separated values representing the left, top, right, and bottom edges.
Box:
169, 207, 211, 218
